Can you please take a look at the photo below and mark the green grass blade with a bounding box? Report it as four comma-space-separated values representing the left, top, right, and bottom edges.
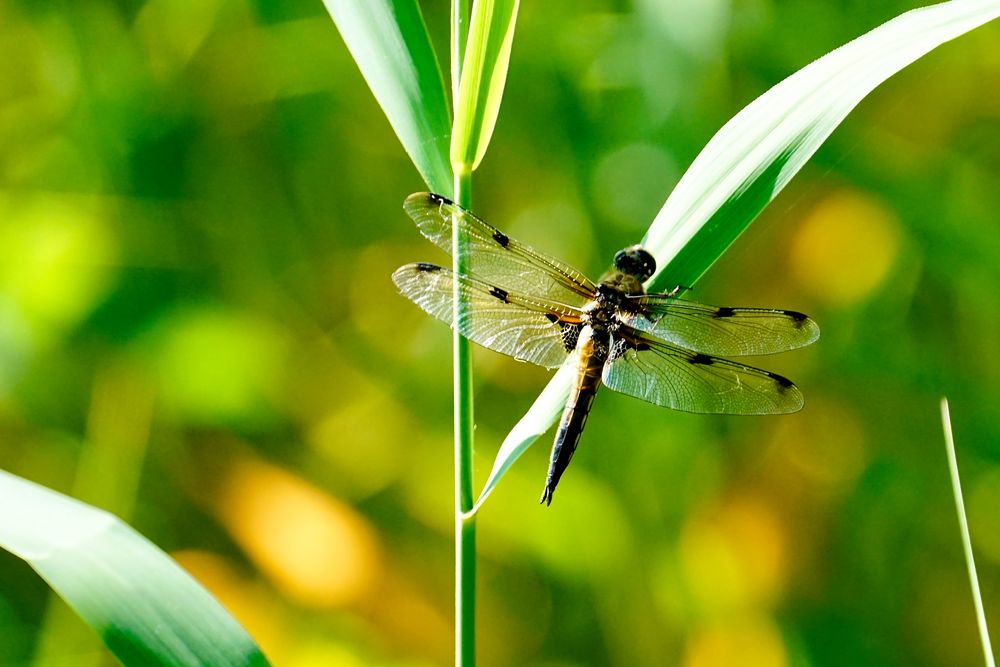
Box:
941, 399, 996, 667
644, 0, 1000, 293
450, 0, 521, 173
452, 0, 471, 104
473, 0, 1000, 511
471, 364, 573, 513
324, 0, 452, 193
0, 470, 269, 667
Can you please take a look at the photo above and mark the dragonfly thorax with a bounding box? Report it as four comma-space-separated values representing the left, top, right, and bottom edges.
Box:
585, 285, 631, 332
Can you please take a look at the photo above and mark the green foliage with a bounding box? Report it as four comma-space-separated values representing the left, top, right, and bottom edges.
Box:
323, 0, 452, 193
450, 0, 521, 174
0, 471, 269, 667
941, 399, 996, 667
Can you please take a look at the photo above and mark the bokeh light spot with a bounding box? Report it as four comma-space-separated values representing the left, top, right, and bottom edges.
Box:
679, 497, 786, 615
789, 189, 902, 306
308, 383, 410, 498
682, 616, 789, 667
215, 459, 379, 608
149, 307, 287, 425
0, 195, 116, 339
771, 397, 868, 497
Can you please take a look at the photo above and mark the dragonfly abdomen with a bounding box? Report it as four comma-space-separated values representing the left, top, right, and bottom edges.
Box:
540, 327, 607, 505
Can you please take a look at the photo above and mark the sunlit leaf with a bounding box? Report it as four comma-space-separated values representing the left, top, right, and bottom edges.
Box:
450, 0, 521, 173
474, 0, 1000, 511
645, 0, 1000, 292
0, 470, 269, 667
323, 0, 452, 194
472, 364, 573, 512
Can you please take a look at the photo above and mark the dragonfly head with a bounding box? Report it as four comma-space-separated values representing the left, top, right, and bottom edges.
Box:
613, 245, 656, 282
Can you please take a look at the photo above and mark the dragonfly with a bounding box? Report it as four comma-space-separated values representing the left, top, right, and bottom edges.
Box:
392, 192, 819, 505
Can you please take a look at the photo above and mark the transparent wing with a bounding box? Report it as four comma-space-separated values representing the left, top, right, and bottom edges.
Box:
602, 330, 804, 415
620, 294, 820, 356
403, 192, 597, 307
392, 263, 584, 369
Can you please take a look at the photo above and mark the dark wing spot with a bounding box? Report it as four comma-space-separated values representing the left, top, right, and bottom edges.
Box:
714, 306, 736, 318
489, 286, 510, 303
767, 371, 795, 390
634, 342, 650, 352
561, 323, 581, 352
428, 192, 453, 206
788, 311, 808, 327
544, 313, 559, 323
492, 230, 510, 248
414, 262, 442, 272
689, 353, 714, 366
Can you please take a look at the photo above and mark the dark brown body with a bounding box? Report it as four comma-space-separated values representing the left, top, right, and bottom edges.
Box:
539, 268, 647, 505
540, 328, 607, 504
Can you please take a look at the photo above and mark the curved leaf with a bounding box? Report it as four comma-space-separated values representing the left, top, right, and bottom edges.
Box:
0, 469, 269, 667
472, 364, 573, 512
474, 0, 1000, 511
324, 0, 452, 194
644, 0, 1000, 292
450, 0, 522, 173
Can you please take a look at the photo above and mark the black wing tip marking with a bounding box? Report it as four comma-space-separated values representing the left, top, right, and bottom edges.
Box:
492, 229, 510, 247
782, 310, 821, 338
767, 371, 796, 391
787, 310, 817, 333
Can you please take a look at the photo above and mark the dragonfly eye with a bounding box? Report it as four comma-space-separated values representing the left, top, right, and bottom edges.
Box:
613, 245, 656, 281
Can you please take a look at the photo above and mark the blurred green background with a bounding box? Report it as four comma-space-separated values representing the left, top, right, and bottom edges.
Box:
2, 1, 999, 665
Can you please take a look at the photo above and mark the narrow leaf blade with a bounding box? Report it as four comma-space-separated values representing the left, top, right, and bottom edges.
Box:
0, 469, 269, 667
450, 0, 521, 172
475, 0, 1000, 510
324, 0, 452, 193
472, 364, 573, 512
940, 399, 996, 667
644, 0, 1000, 292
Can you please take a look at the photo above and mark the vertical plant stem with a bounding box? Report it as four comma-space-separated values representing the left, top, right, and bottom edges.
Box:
453, 168, 476, 667
452, 0, 475, 644
941, 398, 995, 667
452, 3, 475, 663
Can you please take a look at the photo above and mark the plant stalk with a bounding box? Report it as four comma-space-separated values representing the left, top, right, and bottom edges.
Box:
941, 398, 995, 667
453, 168, 476, 666
452, 2, 475, 663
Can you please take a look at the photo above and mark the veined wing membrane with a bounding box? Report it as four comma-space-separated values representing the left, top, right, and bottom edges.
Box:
403, 193, 597, 308
392, 263, 583, 369
620, 294, 819, 356
603, 330, 804, 415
